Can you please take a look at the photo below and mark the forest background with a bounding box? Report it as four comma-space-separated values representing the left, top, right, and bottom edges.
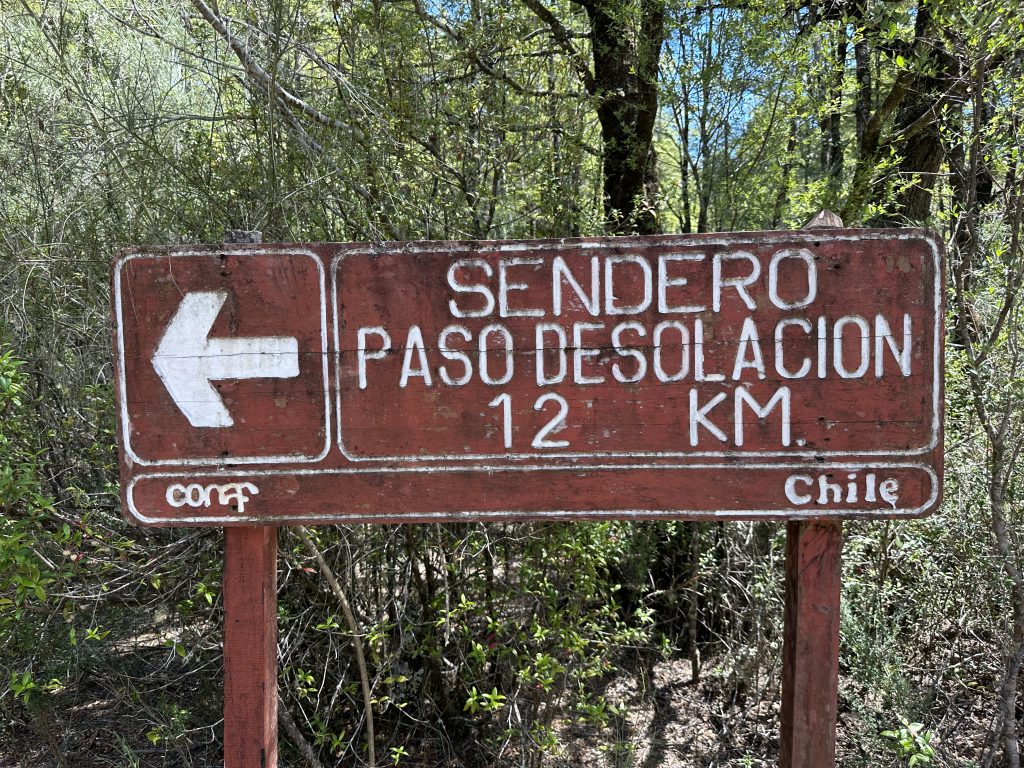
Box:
0, 0, 1023, 766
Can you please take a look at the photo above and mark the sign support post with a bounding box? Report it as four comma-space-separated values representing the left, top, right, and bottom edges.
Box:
216, 230, 280, 768
778, 212, 847, 768
223, 526, 278, 768
779, 520, 843, 767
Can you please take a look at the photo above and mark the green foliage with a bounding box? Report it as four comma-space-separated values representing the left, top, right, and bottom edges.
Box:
277, 520, 661, 763
0, 0, 1022, 763
881, 718, 936, 766
0, 349, 60, 617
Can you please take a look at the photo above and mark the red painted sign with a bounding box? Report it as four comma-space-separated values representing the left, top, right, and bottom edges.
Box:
112, 230, 943, 526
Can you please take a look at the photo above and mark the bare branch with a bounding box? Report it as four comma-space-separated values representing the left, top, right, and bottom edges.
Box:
294, 527, 377, 768
520, 0, 596, 94
278, 695, 327, 768
189, 0, 363, 139
411, 0, 571, 98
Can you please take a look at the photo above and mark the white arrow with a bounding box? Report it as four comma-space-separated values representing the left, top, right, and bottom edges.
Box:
152, 291, 299, 428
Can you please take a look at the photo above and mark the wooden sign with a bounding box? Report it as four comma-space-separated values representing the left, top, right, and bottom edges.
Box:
112, 230, 943, 526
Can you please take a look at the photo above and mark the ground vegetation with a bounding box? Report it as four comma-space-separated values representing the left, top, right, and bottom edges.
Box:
1, 0, 1023, 765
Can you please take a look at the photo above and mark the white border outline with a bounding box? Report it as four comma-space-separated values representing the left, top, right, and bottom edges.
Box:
331, 231, 942, 467
114, 248, 331, 467
124, 461, 940, 524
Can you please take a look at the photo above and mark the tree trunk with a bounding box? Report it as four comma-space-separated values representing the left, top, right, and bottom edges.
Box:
983, 448, 1024, 768
820, 29, 846, 202
852, 0, 872, 151
772, 118, 798, 227
680, 112, 692, 233
583, 0, 666, 234
886, 94, 947, 223
868, 0, 961, 223
842, 0, 965, 225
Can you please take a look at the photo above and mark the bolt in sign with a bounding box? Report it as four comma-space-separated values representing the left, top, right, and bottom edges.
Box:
112, 230, 943, 526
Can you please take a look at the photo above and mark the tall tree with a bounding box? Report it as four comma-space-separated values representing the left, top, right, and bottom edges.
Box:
521, 0, 667, 233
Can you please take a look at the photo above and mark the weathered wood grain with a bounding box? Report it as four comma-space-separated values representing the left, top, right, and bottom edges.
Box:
779, 520, 843, 768
223, 526, 278, 768
111, 230, 943, 525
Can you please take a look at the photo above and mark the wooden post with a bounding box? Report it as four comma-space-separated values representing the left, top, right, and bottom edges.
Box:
223, 526, 279, 768
219, 229, 278, 768
778, 211, 847, 767
779, 520, 843, 768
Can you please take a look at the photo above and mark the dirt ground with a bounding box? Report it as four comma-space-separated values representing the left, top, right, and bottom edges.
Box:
548, 653, 997, 768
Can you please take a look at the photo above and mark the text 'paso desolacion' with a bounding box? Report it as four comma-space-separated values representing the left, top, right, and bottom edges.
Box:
335, 237, 938, 460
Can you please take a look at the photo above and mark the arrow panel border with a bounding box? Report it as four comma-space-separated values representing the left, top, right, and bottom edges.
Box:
113, 248, 332, 467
